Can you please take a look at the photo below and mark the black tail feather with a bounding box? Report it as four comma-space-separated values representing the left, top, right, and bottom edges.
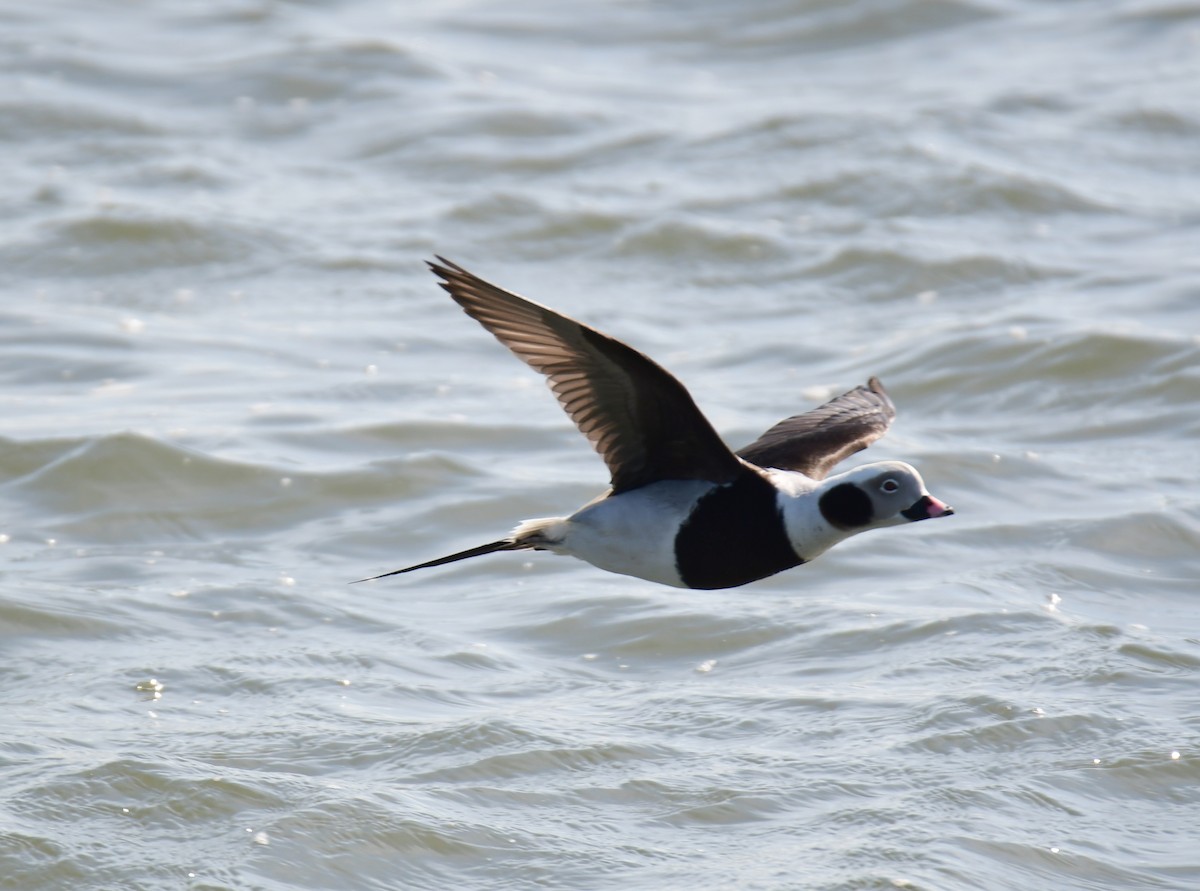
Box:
352, 539, 520, 583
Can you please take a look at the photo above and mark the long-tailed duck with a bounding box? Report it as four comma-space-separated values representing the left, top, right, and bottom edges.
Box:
359, 258, 953, 589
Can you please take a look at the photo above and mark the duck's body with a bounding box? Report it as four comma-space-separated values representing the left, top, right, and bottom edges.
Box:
359, 258, 953, 590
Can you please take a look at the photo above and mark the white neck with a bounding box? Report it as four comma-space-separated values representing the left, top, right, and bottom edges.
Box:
764, 469, 852, 561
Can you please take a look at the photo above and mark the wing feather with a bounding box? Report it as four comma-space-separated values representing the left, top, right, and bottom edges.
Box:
736, 377, 896, 479
429, 258, 746, 493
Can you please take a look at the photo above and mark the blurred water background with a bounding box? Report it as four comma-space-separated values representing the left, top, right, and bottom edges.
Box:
2, 1, 1199, 889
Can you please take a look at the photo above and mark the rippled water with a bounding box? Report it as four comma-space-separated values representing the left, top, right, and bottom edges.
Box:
3, 1, 1200, 889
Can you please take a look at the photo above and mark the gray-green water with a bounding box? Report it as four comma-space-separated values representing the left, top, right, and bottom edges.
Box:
3, 2, 1199, 889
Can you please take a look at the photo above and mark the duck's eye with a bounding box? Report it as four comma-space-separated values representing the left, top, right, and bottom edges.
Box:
881, 478, 899, 494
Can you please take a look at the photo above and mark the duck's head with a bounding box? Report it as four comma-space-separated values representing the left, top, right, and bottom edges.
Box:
818, 460, 954, 531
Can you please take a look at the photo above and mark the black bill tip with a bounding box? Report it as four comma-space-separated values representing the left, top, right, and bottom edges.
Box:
901, 494, 954, 521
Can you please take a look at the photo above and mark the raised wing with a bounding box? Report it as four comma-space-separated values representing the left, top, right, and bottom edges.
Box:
429, 257, 747, 493
736, 377, 896, 479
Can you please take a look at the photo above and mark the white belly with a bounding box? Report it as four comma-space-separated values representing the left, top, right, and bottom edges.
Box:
558, 480, 716, 587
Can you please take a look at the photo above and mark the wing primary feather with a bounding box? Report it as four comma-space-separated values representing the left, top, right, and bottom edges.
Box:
736, 377, 896, 479
427, 257, 746, 492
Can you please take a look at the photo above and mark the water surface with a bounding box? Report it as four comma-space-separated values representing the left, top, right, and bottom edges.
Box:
2, 2, 1199, 889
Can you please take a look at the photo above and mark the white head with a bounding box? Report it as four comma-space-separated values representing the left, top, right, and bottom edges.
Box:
817, 460, 953, 532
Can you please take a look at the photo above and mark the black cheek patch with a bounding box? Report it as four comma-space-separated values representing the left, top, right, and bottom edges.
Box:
819, 483, 874, 529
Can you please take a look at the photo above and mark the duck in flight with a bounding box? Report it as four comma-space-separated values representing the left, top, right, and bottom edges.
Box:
359, 258, 953, 590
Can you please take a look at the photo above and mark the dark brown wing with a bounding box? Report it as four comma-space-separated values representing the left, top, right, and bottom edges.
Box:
429, 257, 746, 493
736, 377, 896, 479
